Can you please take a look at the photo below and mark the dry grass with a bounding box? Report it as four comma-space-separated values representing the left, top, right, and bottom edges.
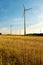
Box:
0, 35, 43, 65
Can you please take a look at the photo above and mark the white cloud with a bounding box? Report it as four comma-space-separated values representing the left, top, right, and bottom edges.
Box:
37, 12, 43, 20
37, 14, 43, 18
0, 28, 9, 34
27, 22, 43, 34
12, 18, 23, 22
0, 22, 43, 35
0, 27, 24, 35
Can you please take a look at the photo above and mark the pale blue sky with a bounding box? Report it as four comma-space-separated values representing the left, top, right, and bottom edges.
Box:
0, 0, 43, 34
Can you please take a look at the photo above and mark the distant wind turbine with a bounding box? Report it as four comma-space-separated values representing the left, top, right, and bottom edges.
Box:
10, 24, 12, 34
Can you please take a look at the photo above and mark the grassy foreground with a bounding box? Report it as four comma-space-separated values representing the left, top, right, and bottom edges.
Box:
0, 35, 43, 65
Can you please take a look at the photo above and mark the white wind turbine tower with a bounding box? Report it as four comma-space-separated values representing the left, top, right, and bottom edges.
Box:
23, 5, 32, 35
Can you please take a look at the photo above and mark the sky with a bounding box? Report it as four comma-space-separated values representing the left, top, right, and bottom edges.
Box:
0, 0, 43, 34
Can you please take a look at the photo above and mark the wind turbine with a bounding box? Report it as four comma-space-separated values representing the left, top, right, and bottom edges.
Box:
23, 5, 32, 35
10, 24, 12, 34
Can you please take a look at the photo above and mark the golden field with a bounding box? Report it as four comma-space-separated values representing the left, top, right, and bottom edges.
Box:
0, 35, 43, 65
